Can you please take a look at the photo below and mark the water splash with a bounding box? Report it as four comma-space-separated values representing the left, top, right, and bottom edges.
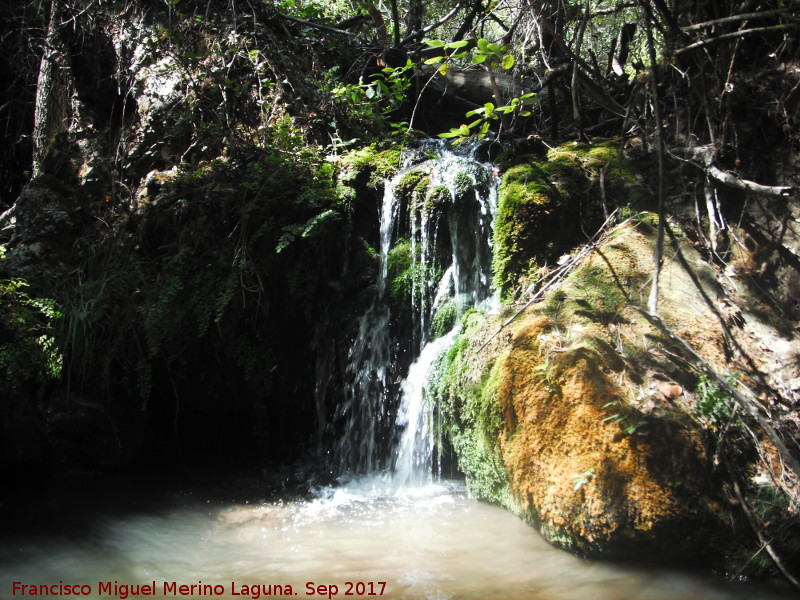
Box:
333, 140, 498, 481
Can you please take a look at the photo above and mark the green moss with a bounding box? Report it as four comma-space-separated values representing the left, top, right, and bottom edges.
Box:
395, 169, 432, 214
431, 299, 457, 339
340, 145, 403, 188
387, 238, 413, 307
386, 239, 442, 319
492, 158, 569, 302
429, 310, 513, 506
492, 140, 653, 302
453, 171, 475, 197
428, 185, 451, 207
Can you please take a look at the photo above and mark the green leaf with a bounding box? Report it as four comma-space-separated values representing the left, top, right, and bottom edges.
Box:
439, 63, 450, 76
424, 56, 444, 65
477, 38, 490, 52
465, 107, 486, 117
501, 53, 515, 70
438, 130, 462, 139
445, 40, 469, 49
459, 123, 471, 136
425, 39, 446, 48
301, 209, 339, 238
484, 102, 495, 117
472, 53, 488, 64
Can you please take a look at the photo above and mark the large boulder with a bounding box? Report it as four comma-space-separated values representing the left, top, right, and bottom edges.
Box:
431, 219, 748, 567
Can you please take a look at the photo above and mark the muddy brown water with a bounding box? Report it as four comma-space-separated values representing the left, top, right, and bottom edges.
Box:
0, 477, 793, 600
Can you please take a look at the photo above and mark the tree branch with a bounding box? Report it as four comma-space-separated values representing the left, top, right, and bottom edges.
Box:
689, 146, 795, 197
681, 8, 795, 33
401, 2, 465, 45
281, 13, 357, 37
644, 1, 666, 315
676, 24, 795, 55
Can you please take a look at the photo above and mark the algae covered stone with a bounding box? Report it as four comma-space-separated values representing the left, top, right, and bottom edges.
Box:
493, 140, 651, 301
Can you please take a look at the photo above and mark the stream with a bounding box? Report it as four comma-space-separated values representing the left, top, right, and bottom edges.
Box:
0, 475, 793, 600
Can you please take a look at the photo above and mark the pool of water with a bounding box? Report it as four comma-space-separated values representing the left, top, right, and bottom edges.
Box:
0, 475, 793, 600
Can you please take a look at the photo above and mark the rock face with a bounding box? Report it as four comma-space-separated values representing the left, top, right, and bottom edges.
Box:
431, 213, 799, 569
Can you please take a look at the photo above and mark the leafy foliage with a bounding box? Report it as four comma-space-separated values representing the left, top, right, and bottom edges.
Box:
695, 373, 738, 431
0, 275, 62, 391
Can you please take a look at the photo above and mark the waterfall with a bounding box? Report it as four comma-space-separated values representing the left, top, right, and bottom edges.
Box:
333, 140, 498, 483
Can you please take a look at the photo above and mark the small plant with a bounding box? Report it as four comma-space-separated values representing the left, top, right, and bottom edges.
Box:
572, 468, 596, 491
0, 277, 63, 390
602, 400, 647, 435
695, 373, 737, 431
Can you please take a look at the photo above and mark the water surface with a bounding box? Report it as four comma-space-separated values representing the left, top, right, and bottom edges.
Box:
0, 476, 792, 600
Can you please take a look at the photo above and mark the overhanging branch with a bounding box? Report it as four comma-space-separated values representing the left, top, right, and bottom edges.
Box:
688, 146, 795, 197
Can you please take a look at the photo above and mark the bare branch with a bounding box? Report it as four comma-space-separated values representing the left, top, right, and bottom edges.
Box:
676, 24, 795, 55
401, 2, 464, 45
689, 146, 796, 197
681, 8, 796, 33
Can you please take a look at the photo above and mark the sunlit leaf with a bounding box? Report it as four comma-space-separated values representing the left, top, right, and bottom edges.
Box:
501, 53, 515, 70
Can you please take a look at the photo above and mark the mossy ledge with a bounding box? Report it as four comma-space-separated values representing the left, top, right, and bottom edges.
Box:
493, 139, 651, 302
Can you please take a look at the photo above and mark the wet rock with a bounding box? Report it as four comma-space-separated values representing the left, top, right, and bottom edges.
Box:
432, 220, 739, 567
3, 175, 86, 284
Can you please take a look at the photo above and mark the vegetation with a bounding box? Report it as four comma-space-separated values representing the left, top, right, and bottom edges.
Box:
0, 0, 799, 586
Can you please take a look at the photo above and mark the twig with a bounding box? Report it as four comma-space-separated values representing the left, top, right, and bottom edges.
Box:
705, 162, 795, 197
400, 2, 464, 46
281, 13, 357, 37
633, 308, 800, 481
676, 145, 795, 197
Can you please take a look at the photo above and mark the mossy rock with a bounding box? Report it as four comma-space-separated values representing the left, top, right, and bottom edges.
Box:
433, 221, 742, 568
431, 299, 457, 339
339, 145, 403, 189
492, 140, 653, 302
492, 157, 573, 302
429, 310, 516, 507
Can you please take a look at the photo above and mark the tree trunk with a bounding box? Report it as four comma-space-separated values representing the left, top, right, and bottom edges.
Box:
32, 0, 69, 176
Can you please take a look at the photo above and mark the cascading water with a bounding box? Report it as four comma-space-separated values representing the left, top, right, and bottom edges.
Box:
333, 140, 499, 484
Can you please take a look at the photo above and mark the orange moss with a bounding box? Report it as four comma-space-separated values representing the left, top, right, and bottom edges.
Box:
494, 317, 689, 552
437, 220, 738, 563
